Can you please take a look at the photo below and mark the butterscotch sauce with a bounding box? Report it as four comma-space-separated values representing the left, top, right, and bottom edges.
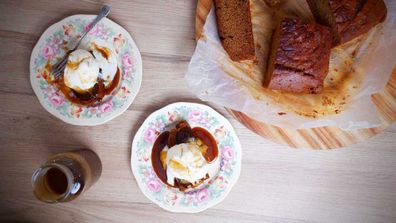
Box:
191, 127, 218, 163
50, 66, 120, 106
66, 60, 84, 71
151, 131, 170, 186
92, 43, 111, 59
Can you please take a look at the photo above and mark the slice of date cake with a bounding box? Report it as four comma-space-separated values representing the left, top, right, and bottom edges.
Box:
214, 0, 256, 61
306, 0, 387, 45
267, 18, 333, 94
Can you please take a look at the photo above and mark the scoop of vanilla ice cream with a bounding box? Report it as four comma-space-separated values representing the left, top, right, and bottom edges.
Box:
90, 41, 118, 87
64, 49, 99, 93
165, 143, 219, 186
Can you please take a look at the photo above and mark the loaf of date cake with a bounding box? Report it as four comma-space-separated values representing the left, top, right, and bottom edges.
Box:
214, 0, 256, 61
267, 18, 333, 94
306, 0, 387, 45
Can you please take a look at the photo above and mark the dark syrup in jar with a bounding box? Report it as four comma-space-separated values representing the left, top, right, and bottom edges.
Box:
44, 168, 69, 195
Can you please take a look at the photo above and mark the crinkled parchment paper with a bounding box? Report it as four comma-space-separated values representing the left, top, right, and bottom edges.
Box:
185, 0, 396, 130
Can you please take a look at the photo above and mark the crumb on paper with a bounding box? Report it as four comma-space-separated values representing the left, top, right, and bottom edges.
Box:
200, 33, 207, 41
256, 43, 262, 49
352, 50, 357, 58
322, 96, 334, 106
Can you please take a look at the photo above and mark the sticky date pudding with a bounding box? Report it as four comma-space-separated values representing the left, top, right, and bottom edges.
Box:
47, 40, 120, 106
151, 121, 220, 192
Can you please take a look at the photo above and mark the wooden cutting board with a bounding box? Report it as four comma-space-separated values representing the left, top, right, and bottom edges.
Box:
195, 0, 396, 149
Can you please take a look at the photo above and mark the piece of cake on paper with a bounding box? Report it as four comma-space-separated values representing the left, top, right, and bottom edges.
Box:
306, 0, 387, 45
214, 0, 256, 61
267, 18, 333, 94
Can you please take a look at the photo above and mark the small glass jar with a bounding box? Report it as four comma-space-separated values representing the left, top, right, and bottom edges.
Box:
32, 149, 102, 203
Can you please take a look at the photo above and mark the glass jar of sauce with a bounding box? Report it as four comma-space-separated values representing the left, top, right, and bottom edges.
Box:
31, 149, 102, 203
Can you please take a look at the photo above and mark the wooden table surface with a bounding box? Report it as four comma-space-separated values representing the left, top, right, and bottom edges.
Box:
1, 0, 396, 222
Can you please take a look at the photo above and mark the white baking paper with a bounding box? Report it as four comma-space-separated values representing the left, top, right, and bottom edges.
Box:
185, 0, 396, 130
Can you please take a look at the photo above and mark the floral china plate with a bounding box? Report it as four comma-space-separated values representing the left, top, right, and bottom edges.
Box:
131, 102, 242, 213
30, 15, 142, 125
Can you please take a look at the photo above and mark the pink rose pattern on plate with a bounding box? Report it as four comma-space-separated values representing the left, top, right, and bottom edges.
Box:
122, 54, 134, 68
42, 45, 56, 60
32, 17, 138, 120
99, 101, 113, 113
222, 146, 234, 161
188, 110, 202, 122
49, 93, 65, 107
144, 127, 157, 143
134, 104, 240, 211
147, 179, 162, 193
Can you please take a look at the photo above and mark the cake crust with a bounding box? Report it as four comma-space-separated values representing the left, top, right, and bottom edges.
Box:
340, 0, 387, 44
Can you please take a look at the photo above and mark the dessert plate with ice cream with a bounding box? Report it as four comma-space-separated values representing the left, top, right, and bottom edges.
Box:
131, 102, 241, 213
30, 14, 142, 125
